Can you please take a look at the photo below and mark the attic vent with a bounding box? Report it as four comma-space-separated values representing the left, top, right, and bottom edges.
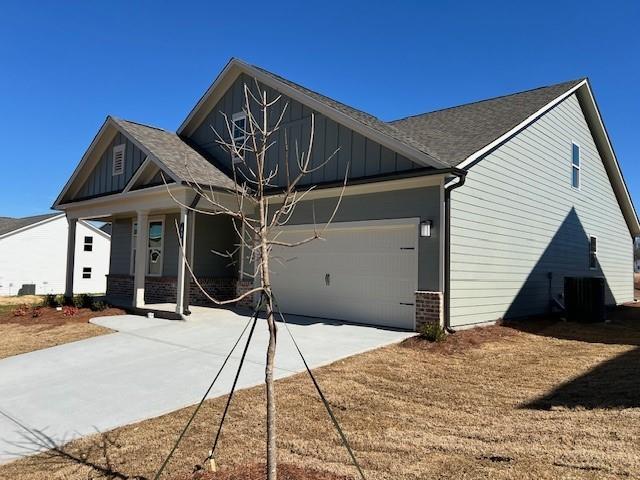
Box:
112, 144, 126, 176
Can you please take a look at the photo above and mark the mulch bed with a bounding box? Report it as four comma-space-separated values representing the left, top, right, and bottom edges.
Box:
175, 463, 353, 480
401, 324, 518, 354
0, 306, 125, 328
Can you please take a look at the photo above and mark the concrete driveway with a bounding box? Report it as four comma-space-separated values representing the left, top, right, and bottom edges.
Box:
0, 307, 412, 464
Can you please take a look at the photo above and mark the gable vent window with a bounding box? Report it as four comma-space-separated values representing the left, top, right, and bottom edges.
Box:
82, 267, 92, 279
231, 112, 246, 163
571, 143, 580, 189
83, 236, 93, 252
589, 236, 598, 270
112, 144, 126, 176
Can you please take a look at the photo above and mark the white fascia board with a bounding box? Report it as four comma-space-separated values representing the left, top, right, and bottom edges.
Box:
122, 156, 151, 193
53, 118, 113, 208
456, 80, 588, 170
0, 213, 65, 241
177, 58, 447, 169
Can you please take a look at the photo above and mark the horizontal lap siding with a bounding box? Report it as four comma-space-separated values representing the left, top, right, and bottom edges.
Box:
187, 74, 421, 187
449, 94, 633, 327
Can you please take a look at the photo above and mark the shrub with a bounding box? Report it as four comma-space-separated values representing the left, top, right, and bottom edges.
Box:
12, 304, 30, 317
418, 322, 446, 343
42, 294, 59, 308
62, 306, 79, 317
90, 300, 108, 312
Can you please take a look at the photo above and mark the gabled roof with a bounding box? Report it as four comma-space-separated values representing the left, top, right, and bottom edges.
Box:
390, 79, 585, 167
178, 58, 448, 169
0, 213, 62, 238
111, 118, 236, 190
54, 116, 235, 206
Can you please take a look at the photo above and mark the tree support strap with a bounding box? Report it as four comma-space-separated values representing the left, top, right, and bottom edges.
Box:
271, 294, 367, 480
152, 294, 264, 480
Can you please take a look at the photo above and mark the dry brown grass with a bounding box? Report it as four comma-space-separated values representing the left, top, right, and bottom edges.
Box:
2, 306, 640, 479
0, 295, 43, 306
0, 306, 123, 359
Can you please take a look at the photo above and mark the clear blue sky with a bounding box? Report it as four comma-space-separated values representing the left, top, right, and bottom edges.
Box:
0, 0, 638, 217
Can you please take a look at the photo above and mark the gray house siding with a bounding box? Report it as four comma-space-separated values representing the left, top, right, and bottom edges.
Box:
449, 94, 633, 327
76, 133, 147, 199
108, 213, 237, 278
281, 186, 441, 291
192, 214, 238, 277
109, 218, 132, 275
187, 74, 421, 188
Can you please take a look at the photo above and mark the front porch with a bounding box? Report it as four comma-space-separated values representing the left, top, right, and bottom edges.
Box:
62, 187, 254, 318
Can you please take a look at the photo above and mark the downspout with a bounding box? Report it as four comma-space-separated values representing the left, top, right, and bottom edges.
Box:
443, 169, 467, 333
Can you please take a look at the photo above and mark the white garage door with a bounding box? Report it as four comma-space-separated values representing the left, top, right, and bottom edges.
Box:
270, 219, 419, 329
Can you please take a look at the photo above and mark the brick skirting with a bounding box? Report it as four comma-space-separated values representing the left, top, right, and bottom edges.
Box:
236, 279, 255, 308
106, 274, 239, 306
415, 290, 443, 330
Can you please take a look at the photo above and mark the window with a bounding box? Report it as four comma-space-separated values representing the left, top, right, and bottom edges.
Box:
589, 236, 598, 269
112, 144, 126, 176
231, 112, 246, 163
130, 218, 164, 276
82, 267, 92, 279
83, 236, 93, 252
571, 143, 580, 189
147, 220, 164, 276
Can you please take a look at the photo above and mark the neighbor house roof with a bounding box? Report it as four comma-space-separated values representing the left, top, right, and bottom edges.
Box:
389, 79, 585, 167
111, 117, 236, 190
0, 213, 62, 238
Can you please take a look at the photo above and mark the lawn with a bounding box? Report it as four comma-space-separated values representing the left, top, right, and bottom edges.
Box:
0, 295, 123, 359
1, 305, 639, 479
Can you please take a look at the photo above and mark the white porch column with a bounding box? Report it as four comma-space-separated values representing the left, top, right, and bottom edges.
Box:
133, 211, 149, 308
175, 207, 188, 314
64, 217, 77, 299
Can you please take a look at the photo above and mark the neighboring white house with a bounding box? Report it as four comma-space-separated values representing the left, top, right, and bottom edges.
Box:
0, 213, 110, 295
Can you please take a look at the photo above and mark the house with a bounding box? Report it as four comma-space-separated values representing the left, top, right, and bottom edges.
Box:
0, 213, 110, 296
53, 58, 638, 330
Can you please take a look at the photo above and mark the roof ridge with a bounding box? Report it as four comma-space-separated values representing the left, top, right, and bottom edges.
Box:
112, 116, 173, 134
389, 78, 586, 124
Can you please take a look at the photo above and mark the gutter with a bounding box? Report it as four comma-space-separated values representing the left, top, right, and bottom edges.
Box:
443, 169, 467, 333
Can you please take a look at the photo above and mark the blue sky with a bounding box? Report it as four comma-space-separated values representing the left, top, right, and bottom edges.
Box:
0, 0, 638, 217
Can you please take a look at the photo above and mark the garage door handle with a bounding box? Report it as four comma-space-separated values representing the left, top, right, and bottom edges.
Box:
325, 273, 330, 286
399, 302, 414, 306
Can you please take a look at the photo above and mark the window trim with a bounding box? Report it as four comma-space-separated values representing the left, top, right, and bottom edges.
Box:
571, 142, 581, 190
146, 216, 165, 277
83, 235, 93, 252
82, 267, 92, 279
589, 235, 598, 270
130, 216, 165, 277
231, 111, 247, 163
112, 144, 126, 176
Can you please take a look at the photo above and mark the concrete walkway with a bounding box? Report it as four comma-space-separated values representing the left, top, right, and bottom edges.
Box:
0, 308, 412, 464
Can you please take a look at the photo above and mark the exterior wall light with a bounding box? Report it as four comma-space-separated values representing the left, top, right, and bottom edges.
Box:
420, 220, 432, 238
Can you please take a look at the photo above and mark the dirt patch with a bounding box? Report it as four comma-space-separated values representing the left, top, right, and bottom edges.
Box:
174, 463, 353, 480
0, 306, 124, 359
400, 323, 519, 354
2, 306, 640, 479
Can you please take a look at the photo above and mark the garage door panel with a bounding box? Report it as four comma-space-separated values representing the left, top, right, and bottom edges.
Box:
270, 221, 418, 329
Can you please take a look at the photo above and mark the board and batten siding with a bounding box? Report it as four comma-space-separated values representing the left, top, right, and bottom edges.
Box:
449, 93, 633, 327
187, 74, 421, 188
76, 133, 147, 200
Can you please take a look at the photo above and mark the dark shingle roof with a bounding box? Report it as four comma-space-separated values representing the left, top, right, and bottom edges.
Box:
112, 117, 236, 190
0, 213, 62, 237
251, 64, 449, 167
389, 79, 584, 166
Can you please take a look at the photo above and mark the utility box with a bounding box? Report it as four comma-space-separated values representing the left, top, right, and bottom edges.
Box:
564, 276, 606, 323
